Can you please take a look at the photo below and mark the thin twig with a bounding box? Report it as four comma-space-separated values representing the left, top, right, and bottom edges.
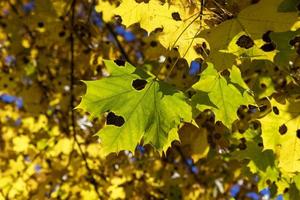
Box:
157, 0, 206, 79
165, 1, 205, 79
105, 22, 132, 63
200, 0, 205, 29
69, 1, 104, 198
85, 0, 131, 63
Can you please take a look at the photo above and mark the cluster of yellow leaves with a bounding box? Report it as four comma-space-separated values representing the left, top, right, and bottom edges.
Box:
96, 0, 209, 64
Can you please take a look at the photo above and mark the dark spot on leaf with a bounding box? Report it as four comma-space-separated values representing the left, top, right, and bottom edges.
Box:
259, 105, 268, 112
238, 143, 247, 150
194, 44, 204, 55
240, 138, 246, 143
272, 106, 279, 115
262, 31, 272, 43
260, 83, 267, 89
153, 27, 163, 33
150, 41, 157, 47
258, 142, 263, 147
236, 35, 254, 49
237, 105, 248, 119
251, 120, 260, 130
37, 21, 44, 28
289, 36, 300, 46
132, 79, 147, 90
289, 39, 295, 46
114, 59, 125, 66
279, 124, 287, 135
106, 112, 125, 127
297, 129, 300, 139
221, 69, 230, 77
260, 42, 276, 52
238, 128, 246, 134
171, 12, 181, 21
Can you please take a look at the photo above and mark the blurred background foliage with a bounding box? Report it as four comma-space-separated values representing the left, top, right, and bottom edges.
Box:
0, 0, 299, 199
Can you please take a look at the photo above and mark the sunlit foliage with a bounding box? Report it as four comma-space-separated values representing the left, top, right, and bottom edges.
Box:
0, 0, 300, 199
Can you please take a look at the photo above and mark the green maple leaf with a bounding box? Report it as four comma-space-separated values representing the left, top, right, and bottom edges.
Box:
233, 141, 278, 190
192, 63, 255, 128
76, 60, 191, 155
270, 29, 300, 69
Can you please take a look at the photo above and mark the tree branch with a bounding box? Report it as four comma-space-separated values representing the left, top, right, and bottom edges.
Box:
69, 1, 105, 198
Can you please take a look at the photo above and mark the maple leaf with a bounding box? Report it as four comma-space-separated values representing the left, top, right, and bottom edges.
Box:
77, 60, 191, 155
192, 63, 255, 128
96, 0, 209, 64
233, 141, 278, 190
270, 29, 300, 69
260, 98, 300, 173
198, 0, 298, 70
221, 32, 276, 63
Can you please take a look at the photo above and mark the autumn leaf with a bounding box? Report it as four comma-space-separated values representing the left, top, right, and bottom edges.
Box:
260, 98, 300, 173
77, 60, 191, 155
96, 0, 209, 64
198, 0, 298, 70
192, 63, 255, 128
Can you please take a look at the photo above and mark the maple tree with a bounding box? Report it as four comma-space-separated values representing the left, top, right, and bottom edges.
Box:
1, 0, 300, 199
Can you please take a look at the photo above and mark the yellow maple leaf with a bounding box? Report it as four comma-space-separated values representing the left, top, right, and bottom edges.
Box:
198, 0, 298, 70
96, 0, 210, 64
260, 98, 300, 174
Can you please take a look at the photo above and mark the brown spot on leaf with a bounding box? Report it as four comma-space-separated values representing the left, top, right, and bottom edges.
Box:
132, 79, 147, 90
171, 12, 181, 21
279, 124, 287, 135
262, 31, 272, 43
272, 106, 279, 115
106, 112, 125, 127
260, 42, 276, 52
236, 35, 254, 49
114, 59, 126, 66
297, 129, 300, 139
